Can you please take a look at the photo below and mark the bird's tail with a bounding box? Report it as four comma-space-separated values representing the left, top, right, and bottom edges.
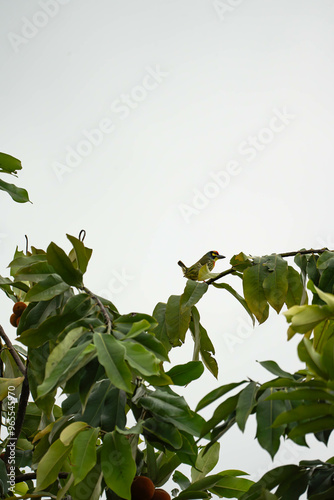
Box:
178, 260, 186, 273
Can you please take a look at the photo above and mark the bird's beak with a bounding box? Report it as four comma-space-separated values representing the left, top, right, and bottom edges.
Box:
217, 254, 225, 259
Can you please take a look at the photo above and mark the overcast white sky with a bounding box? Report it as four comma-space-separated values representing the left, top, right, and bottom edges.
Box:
1, 0, 334, 497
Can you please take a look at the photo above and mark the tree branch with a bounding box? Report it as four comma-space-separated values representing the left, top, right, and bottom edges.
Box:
206, 247, 333, 285
81, 286, 112, 334
14, 471, 69, 483
0, 325, 26, 375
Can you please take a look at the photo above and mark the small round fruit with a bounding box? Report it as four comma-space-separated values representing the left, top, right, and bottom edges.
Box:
13, 302, 27, 317
10, 313, 18, 327
152, 489, 171, 500
131, 476, 155, 500
16, 316, 21, 327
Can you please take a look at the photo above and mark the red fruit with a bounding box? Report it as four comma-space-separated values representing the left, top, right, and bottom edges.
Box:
13, 302, 27, 317
16, 316, 21, 326
131, 476, 155, 500
152, 489, 171, 500
10, 314, 18, 327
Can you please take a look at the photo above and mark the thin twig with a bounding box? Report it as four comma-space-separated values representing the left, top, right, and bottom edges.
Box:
206, 248, 333, 285
81, 286, 112, 334
0, 325, 26, 375
14, 472, 69, 483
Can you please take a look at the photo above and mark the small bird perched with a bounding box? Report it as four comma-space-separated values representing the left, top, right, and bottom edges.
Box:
178, 250, 225, 282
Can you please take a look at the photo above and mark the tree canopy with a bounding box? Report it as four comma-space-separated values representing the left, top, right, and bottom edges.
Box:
0, 152, 334, 499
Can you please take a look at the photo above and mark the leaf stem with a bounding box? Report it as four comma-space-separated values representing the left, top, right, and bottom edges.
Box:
81, 286, 112, 334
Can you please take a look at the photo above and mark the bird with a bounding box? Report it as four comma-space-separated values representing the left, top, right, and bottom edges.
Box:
178, 250, 225, 282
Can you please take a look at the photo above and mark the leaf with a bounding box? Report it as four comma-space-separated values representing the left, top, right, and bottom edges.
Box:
196, 381, 247, 411
114, 313, 157, 334
121, 319, 151, 339
285, 265, 304, 308
266, 388, 334, 403
236, 382, 258, 432
314, 286, 334, 311
66, 234, 92, 274
256, 389, 286, 458
258, 360, 296, 380
201, 394, 239, 437
122, 341, 160, 376
47, 242, 83, 287
243, 262, 269, 324
180, 280, 208, 311
68, 464, 103, 500
152, 302, 171, 352
101, 431, 136, 500
0, 178, 30, 203
166, 295, 191, 346
166, 361, 204, 386
298, 338, 328, 379
273, 403, 334, 427
143, 418, 183, 449
0, 376, 24, 400
94, 332, 132, 393
36, 439, 72, 490
241, 465, 300, 500
0, 152, 22, 173
322, 336, 334, 379
24, 274, 70, 302
44, 327, 86, 379
190, 306, 218, 378
59, 421, 88, 446
288, 416, 334, 439
173, 470, 191, 490
71, 427, 99, 485
262, 255, 288, 313
212, 282, 255, 325
210, 476, 254, 498
37, 341, 96, 398
191, 442, 220, 482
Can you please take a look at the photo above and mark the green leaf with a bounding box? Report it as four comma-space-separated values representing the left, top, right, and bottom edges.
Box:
236, 382, 258, 432
173, 470, 191, 490
24, 274, 70, 302
59, 421, 88, 446
180, 280, 208, 311
94, 332, 132, 393
285, 265, 304, 308
314, 286, 334, 311
273, 403, 334, 427
256, 389, 286, 458
210, 476, 254, 498
114, 313, 158, 334
47, 242, 83, 287
243, 262, 269, 324
241, 465, 300, 500
18, 293, 92, 347
101, 431, 136, 500
262, 255, 288, 313
143, 418, 183, 449
166, 295, 191, 346
15, 261, 56, 282
166, 361, 204, 386
212, 282, 255, 325
152, 302, 171, 351
36, 439, 72, 490
121, 319, 151, 339
71, 427, 99, 485
322, 336, 334, 379
123, 341, 160, 376
288, 416, 334, 439
68, 464, 102, 500
190, 307, 218, 378
67, 233, 92, 274
0, 376, 25, 400
298, 338, 328, 379
191, 442, 220, 482
0, 152, 22, 173
44, 327, 86, 379
201, 394, 239, 437
258, 360, 296, 380
266, 388, 334, 403
0, 178, 30, 203
196, 381, 247, 411
37, 340, 96, 398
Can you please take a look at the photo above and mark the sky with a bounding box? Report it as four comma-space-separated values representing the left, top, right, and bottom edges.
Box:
1, 0, 334, 497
